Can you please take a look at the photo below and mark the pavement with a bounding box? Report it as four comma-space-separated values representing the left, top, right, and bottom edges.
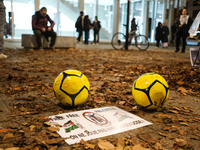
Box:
4, 39, 179, 52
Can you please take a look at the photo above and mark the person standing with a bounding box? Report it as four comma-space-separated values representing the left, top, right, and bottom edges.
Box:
162, 22, 169, 48
0, 0, 7, 59
155, 22, 163, 48
32, 7, 57, 50
92, 16, 101, 45
131, 18, 137, 34
75, 11, 84, 43
83, 15, 92, 45
175, 8, 193, 53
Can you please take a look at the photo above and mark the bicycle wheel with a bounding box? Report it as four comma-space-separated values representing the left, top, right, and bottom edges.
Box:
135, 35, 149, 51
111, 32, 126, 50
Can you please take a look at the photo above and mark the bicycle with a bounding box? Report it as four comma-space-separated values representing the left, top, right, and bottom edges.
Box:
111, 24, 149, 50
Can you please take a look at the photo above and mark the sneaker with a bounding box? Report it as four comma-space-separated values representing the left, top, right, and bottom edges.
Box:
37, 47, 44, 51
96, 43, 99, 45
50, 47, 59, 51
0, 53, 7, 59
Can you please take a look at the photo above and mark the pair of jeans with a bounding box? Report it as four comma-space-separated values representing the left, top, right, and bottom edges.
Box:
77, 29, 83, 42
84, 30, 89, 44
93, 30, 99, 43
176, 33, 187, 52
0, 1, 5, 53
33, 29, 57, 48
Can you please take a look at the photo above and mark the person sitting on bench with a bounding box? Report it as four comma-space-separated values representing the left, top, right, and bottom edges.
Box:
32, 7, 57, 50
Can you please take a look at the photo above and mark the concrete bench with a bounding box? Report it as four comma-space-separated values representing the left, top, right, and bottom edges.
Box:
21, 34, 77, 49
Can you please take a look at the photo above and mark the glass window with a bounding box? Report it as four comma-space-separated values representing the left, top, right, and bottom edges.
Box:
59, 0, 79, 36
4, 0, 35, 39
98, 0, 114, 41
84, 0, 97, 42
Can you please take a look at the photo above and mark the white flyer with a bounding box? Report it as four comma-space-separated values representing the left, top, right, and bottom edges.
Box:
48, 106, 152, 145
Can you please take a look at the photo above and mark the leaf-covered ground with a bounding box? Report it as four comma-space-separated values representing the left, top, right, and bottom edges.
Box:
0, 46, 200, 150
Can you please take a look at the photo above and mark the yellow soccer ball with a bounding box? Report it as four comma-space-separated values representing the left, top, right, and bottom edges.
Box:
53, 70, 90, 107
132, 73, 169, 110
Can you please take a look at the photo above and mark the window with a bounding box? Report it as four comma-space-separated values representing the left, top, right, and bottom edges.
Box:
4, 0, 35, 39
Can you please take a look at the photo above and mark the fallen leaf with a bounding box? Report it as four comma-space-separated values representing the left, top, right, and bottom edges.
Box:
98, 139, 115, 150
176, 80, 184, 85
174, 138, 188, 147
29, 125, 35, 131
0, 128, 13, 133
45, 138, 65, 145
177, 87, 187, 95
80, 139, 95, 149
5, 148, 20, 150
3, 133, 14, 140
48, 126, 60, 132
124, 144, 150, 150
116, 138, 124, 150
154, 142, 163, 150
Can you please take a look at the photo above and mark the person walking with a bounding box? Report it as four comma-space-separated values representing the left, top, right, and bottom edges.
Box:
92, 16, 101, 45
175, 8, 193, 53
83, 15, 92, 45
155, 22, 163, 48
162, 22, 169, 48
75, 11, 84, 43
32, 7, 57, 50
0, 0, 7, 59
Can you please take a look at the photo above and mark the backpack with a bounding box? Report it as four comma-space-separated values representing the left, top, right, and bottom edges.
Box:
32, 11, 40, 30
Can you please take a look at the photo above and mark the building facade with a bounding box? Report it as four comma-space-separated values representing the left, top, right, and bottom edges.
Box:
4, 0, 192, 43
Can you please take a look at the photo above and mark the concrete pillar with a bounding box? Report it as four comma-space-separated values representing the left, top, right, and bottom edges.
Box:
57, 0, 60, 34
142, 0, 149, 37
78, 0, 84, 12
11, 0, 14, 39
163, 0, 167, 22
168, 0, 174, 43
34, 0, 40, 11
113, 0, 120, 35
96, 0, 98, 17
151, 0, 158, 42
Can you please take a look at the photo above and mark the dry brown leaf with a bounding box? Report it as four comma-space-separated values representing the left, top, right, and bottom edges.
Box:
44, 122, 52, 126
0, 128, 12, 133
132, 144, 150, 150
177, 87, 187, 95
158, 132, 172, 139
5, 148, 20, 150
176, 80, 184, 85
80, 139, 95, 149
3, 133, 14, 140
124, 144, 150, 150
154, 142, 163, 150
168, 110, 179, 114
45, 138, 65, 145
97, 139, 115, 150
29, 125, 35, 131
175, 138, 188, 147
116, 138, 124, 150
48, 126, 60, 132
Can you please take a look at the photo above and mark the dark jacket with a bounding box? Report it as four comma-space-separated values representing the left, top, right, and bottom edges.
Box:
155, 23, 163, 41
75, 15, 83, 32
176, 15, 193, 37
32, 11, 55, 30
83, 16, 92, 31
92, 20, 101, 32
162, 26, 169, 42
